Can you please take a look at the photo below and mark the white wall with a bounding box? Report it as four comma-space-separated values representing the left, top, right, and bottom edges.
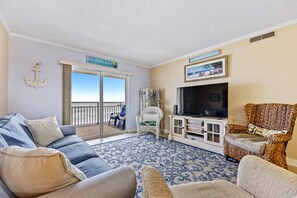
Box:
8, 36, 150, 129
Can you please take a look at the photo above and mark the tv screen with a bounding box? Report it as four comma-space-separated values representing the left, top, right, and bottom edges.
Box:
177, 83, 228, 118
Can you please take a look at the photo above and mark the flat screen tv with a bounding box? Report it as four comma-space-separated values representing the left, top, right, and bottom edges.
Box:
177, 83, 228, 118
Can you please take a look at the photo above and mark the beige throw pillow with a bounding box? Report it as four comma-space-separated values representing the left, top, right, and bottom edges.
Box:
25, 116, 64, 146
0, 146, 86, 198
246, 123, 287, 138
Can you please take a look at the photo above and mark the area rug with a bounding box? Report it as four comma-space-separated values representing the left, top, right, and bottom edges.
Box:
92, 134, 238, 198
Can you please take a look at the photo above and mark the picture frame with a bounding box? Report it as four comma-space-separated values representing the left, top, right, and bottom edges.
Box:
184, 56, 227, 82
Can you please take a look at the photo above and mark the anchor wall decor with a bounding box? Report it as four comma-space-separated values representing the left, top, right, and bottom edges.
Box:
24, 62, 48, 89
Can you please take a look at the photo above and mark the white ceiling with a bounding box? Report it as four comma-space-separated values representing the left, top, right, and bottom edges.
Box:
1, 0, 297, 67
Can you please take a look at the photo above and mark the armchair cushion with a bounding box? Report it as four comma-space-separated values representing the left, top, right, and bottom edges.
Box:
246, 124, 287, 138
170, 180, 254, 198
225, 133, 267, 154
140, 121, 157, 126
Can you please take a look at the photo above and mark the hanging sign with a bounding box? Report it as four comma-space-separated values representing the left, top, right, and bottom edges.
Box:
86, 55, 118, 68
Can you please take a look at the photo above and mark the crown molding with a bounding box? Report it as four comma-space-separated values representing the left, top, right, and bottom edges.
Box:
9, 32, 150, 68
151, 18, 297, 68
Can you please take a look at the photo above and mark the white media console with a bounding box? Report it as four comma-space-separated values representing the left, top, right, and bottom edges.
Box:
168, 115, 228, 154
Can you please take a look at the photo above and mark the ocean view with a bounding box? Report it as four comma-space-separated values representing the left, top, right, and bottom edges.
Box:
71, 102, 125, 125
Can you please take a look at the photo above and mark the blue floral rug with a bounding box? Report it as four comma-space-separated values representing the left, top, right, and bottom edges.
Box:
91, 134, 238, 197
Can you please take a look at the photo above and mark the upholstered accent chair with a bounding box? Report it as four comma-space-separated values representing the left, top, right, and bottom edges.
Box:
224, 103, 297, 169
136, 107, 164, 139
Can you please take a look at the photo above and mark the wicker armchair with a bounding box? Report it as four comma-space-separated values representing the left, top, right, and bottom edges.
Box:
136, 107, 163, 139
224, 103, 297, 169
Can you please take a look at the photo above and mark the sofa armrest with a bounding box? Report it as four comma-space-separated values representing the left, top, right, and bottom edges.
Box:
59, 125, 76, 136
225, 124, 247, 134
38, 167, 137, 198
237, 155, 297, 198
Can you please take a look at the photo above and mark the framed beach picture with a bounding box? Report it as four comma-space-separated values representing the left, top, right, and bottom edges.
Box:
184, 56, 227, 82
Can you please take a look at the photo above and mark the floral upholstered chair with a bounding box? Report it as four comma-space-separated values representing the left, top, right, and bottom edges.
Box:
136, 107, 163, 139
224, 103, 297, 169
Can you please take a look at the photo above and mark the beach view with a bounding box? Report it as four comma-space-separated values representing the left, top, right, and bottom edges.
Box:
71, 72, 126, 139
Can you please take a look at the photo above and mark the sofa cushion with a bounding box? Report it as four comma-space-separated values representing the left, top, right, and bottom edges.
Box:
57, 142, 98, 165
247, 123, 287, 138
225, 133, 267, 154
0, 146, 86, 198
170, 180, 254, 198
0, 128, 36, 148
47, 135, 83, 149
25, 116, 64, 147
75, 157, 111, 178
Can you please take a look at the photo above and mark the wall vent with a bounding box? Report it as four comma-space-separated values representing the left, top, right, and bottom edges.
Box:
250, 31, 276, 43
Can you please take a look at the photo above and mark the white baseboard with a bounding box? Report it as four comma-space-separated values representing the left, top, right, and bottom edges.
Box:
287, 157, 297, 167
127, 128, 137, 133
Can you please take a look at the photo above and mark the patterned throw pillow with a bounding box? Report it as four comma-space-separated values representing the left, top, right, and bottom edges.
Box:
140, 121, 157, 126
246, 123, 287, 138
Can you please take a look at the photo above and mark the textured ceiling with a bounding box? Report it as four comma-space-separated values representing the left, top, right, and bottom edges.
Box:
1, 0, 297, 67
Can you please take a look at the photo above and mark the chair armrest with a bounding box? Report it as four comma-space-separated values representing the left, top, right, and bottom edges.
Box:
268, 134, 292, 143
38, 167, 137, 198
141, 166, 174, 198
136, 115, 142, 123
237, 155, 297, 198
225, 124, 247, 134
59, 125, 76, 136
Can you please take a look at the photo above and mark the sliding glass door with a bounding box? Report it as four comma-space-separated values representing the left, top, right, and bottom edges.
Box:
71, 69, 127, 140
102, 74, 126, 136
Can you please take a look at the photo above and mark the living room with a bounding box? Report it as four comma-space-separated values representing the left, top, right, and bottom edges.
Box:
1, 1, 297, 198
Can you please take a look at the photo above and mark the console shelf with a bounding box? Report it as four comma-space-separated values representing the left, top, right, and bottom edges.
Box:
168, 115, 227, 154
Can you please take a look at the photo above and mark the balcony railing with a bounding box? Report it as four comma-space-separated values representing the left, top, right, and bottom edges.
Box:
71, 102, 125, 125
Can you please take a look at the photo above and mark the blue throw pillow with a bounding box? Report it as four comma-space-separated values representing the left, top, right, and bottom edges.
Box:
0, 128, 36, 148
0, 134, 8, 148
20, 124, 36, 143
0, 114, 37, 148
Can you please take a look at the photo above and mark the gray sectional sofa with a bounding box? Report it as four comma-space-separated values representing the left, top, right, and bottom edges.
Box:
0, 113, 137, 198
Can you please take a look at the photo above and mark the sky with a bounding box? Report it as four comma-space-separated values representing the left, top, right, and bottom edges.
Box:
72, 72, 125, 102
